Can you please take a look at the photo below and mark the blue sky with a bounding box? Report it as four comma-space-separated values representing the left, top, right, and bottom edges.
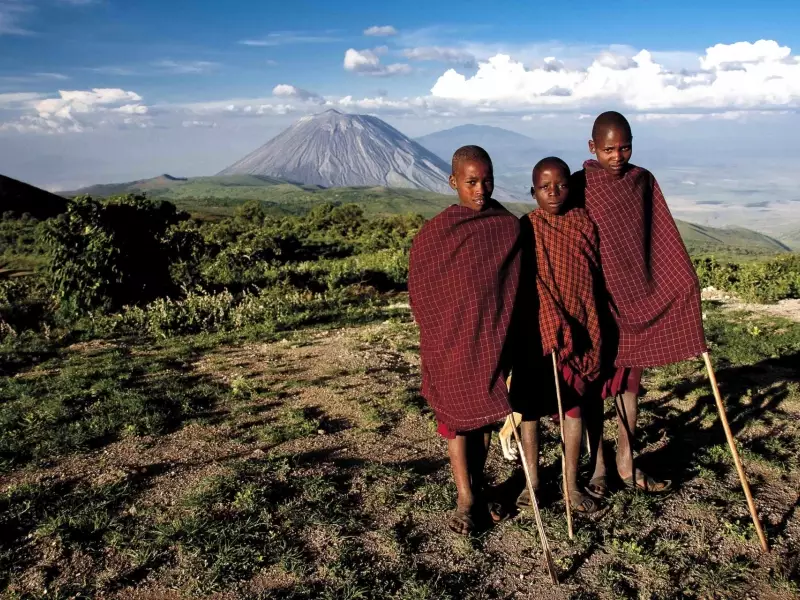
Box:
1, 0, 800, 235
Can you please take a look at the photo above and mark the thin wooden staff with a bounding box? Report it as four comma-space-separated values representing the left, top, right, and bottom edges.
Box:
510, 422, 559, 585
551, 351, 574, 540
505, 375, 559, 585
702, 351, 769, 552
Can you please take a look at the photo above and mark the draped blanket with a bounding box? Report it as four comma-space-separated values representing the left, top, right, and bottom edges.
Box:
409, 202, 521, 432
528, 208, 603, 395
579, 160, 707, 367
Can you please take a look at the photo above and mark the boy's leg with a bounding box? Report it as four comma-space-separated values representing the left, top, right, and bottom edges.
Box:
584, 397, 608, 498
614, 391, 637, 482
447, 435, 475, 535
447, 429, 494, 533
516, 419, 539, 507
564, 413, 598, 512
615, 391, 672, 492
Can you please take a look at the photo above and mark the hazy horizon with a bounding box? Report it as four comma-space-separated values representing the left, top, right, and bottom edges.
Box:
1, 0, 799, 238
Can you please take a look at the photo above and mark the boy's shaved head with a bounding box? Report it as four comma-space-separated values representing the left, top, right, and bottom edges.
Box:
451, 145, 492, 174
589, 111, 633, 177
592, 111, 632, 141
532, 156, 570, 182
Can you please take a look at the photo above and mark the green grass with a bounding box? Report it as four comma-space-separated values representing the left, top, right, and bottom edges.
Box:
0, 334, 225, 472
1, 297, 799, 598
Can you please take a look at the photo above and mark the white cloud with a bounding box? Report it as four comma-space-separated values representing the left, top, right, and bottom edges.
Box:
364, 25, 397, 37
430, 40, 800, 112
272, 84, 323, 102
402, 46, 476, 68
1, 88, 149, 133
343, 48, 411, 77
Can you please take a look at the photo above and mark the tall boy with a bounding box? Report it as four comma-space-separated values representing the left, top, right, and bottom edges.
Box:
576, 112, 707, 495
408, 145, 523, 534
510, 157, 602, 514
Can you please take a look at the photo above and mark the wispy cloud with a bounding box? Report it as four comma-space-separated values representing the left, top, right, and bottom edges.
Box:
239, 31, 340, 47
152, 60, 220, 74
0, 72, 70, 83
402, 46, 477, 68
0, 0, 35, 36
86, 61, 220, 77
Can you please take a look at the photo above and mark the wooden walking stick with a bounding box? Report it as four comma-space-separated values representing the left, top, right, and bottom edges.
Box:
511, 422, 559, 585
702, 352, 769, 552
505, 375, 559, 584
551, 351, 574, 540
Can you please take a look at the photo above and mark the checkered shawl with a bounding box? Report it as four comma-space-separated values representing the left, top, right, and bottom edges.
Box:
579, 160, 707, 367
409, 201, 520, 432
528, 208, 603, 394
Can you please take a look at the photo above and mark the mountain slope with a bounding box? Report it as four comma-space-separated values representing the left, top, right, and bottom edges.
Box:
1, 174, 68, 219
218, 109, 452, 194
676, 220, 791, 254
416, 124, 541, 163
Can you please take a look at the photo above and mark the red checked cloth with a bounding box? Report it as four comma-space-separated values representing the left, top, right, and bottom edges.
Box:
581, 160, 707, 367
409, 202, 520, 432
528, 207, 603, 395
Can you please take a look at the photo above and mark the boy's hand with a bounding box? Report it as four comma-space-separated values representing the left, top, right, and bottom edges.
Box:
499, 413, 522, 460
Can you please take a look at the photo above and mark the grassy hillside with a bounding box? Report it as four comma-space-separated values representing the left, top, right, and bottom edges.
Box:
60, 174, 794, 256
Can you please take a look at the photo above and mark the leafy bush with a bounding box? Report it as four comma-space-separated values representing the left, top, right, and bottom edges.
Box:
44, 194, 188, 315
694, 255, 800, 303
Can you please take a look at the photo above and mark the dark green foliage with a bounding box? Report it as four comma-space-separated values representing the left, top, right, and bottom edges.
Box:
44, 194, 187, 315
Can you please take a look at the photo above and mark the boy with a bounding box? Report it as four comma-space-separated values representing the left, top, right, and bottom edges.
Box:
575, 112, 707, 496
408, 145, 523, 535
509, 157, 602, 514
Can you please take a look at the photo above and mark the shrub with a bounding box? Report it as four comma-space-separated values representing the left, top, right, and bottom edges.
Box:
694, 255, 800, 303
44, 194, 187, 315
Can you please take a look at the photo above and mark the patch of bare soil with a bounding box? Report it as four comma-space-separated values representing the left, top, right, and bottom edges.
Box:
702, 287, 800, 322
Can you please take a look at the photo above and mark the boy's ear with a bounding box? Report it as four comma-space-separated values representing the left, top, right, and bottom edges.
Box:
448, 174, 457, 190
530, 186, 536, 199
588, 139, 596, 155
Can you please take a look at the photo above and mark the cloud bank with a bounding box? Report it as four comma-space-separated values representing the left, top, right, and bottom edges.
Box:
430, 40, 800, 112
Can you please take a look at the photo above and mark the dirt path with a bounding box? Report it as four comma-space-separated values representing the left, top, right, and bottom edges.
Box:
2, 319, 799, 599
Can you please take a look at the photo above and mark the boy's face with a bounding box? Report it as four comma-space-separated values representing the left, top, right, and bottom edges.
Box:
588, 126, 632, 177
449, 159, 493, 211
531, 165, 570, 215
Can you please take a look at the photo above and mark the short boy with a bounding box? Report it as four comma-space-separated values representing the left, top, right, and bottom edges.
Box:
408, 145, 523, 534
575, 112, 707, 496
510, 157, 603, 514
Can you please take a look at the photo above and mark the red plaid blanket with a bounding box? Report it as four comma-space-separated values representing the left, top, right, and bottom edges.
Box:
528, 208, 603, 395
409, 201, 520, 432
580, 160, 707, 367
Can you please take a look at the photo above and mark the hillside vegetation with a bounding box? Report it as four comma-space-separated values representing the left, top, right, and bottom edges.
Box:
61, 175, 793, 258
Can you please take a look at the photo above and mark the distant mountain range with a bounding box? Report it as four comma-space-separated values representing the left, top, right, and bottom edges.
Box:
54, 172, 793, 254
217, 109, 453, 194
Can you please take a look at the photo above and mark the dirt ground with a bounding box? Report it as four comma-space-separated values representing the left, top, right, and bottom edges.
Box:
2, 317, 799, 599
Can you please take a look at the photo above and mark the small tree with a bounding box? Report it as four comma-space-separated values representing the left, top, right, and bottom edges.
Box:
45, 194, 186, 315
